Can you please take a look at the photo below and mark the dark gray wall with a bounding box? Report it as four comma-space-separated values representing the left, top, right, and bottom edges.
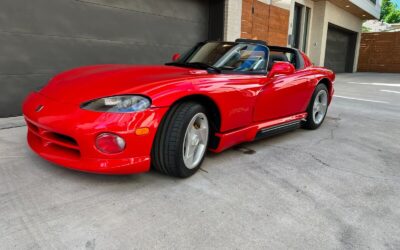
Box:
0, 0, 223, 117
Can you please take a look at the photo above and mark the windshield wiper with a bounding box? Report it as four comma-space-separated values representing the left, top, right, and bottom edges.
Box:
165, 62, 186, 67
185, 62, 221, 73
165, 62, 221, 73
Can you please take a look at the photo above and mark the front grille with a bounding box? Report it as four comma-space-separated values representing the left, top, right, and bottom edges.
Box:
26, 120, 80, 157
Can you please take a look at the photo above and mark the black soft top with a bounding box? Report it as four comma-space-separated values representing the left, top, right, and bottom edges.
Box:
235, 38, 267, 46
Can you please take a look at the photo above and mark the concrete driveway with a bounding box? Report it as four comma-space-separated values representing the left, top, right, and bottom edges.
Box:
1, 73, 399, 249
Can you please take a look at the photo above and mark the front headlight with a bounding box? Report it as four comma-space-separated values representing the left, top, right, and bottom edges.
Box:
81, 95, 151, 113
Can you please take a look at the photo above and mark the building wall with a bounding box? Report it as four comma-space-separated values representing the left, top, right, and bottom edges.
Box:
0, 0, 224, 117
308, 0, 328, 66
230, 0, 365, 72
287, 0, 314, 54
324, 1, 363, 72
240, 0, 290, 46
241, 0, 271, 41
268, 5, 291, 46
351, 0, 381, 19
224, 0, 242, 41
308, 0, 363, 72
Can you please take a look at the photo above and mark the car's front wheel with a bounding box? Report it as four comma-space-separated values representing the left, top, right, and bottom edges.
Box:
302, 83, 329, 130
151, 102, 209, 178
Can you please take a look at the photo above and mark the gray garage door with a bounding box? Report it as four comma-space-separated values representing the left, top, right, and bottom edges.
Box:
0, 0, 224, 117
324, 24, 357, 73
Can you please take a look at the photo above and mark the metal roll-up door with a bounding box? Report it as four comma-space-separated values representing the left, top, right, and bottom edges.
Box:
0, 0, 224, 117
324, 24, 357, 73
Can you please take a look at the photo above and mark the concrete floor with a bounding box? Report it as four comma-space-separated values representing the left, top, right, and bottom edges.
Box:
1, 73, 400, 249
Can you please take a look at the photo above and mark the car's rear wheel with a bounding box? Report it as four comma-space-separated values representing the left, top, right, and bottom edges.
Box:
151, 102, 209, 178
302, 84, 329, 130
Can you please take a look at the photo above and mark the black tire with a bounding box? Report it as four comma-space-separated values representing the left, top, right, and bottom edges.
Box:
151, 102, 209, 178
302, 84, 329, 130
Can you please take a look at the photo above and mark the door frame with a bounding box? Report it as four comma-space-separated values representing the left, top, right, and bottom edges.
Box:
291, 3, 311, 52
209, 0, 225, 40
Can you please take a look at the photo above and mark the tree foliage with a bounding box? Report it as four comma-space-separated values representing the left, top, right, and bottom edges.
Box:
380, 0, 400, 23
362, 25, 371, 32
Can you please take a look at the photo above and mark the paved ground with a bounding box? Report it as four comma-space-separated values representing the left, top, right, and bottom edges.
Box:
1, 73, 399, 249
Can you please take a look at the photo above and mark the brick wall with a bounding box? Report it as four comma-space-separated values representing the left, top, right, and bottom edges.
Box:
241, 0, 289, 46
358, 32, 400, 73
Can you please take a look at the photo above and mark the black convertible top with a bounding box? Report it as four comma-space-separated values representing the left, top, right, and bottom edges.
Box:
235, 38, 267, 46
268, 45, 305, 69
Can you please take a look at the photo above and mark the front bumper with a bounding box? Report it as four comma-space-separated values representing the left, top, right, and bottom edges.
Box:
23, 92, 168, 174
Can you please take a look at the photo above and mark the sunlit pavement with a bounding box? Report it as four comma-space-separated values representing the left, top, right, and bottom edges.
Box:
1, 73, 399, 249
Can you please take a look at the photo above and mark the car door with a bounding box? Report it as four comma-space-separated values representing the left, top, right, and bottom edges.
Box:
199, 73, 267, 132
253, 67, 312, 122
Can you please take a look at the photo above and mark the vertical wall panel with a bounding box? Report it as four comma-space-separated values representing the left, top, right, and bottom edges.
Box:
240, 0, 289, 46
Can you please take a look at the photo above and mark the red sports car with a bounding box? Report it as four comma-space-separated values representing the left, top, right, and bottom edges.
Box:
23, 39, 335, 177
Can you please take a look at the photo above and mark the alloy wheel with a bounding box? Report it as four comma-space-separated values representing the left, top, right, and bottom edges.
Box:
312, 89, 328, 124
182, 113, 209, 169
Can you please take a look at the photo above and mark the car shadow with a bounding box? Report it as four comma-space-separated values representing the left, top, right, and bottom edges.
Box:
206, 127, 307, 159
28, 151, 172, 185
27, 120, 334, 183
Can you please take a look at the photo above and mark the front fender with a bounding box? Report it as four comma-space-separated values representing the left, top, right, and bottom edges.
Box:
145, 78, 262, 133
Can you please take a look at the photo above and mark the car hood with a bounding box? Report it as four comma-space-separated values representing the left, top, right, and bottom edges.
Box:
40, 64, 206, 105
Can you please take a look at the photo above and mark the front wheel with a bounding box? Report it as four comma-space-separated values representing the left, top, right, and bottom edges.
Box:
151, 102, 209, 178
302, 84, 329, 130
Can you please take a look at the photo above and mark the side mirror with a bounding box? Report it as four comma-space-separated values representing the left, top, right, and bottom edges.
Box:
267, 61, 295, 78
172, 53, 181, 61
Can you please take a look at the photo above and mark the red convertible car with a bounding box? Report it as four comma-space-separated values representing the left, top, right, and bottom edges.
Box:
23, 39, 334, 177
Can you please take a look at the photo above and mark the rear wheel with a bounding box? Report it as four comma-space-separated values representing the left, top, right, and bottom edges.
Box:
302, 84, 329, 130
151, 102, 209, 178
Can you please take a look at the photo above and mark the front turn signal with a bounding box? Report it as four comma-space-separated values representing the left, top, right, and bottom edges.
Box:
135, 128, 149, 136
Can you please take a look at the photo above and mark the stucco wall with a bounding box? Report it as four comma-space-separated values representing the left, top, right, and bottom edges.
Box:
325, 1, 363, 72
351, 0, 381, 19
309, 1, 328, 65
288, 0, 314, 52
308, 0, 363, 72
224, 0, 242, 41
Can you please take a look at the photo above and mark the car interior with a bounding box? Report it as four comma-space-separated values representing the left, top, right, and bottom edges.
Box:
233, 39, 305, 73
220, 45, 305, 74
267, 46, 305, 71
174, 40, 306, 74
217, 45, 268, 72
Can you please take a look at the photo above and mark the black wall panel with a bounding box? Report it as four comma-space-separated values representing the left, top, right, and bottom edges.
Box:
0, 0, 224, 117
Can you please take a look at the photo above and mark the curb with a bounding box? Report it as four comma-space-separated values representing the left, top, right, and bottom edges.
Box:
0, 116, 26, 130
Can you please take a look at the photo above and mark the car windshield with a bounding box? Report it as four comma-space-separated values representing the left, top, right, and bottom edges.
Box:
170, 42, 269, 73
